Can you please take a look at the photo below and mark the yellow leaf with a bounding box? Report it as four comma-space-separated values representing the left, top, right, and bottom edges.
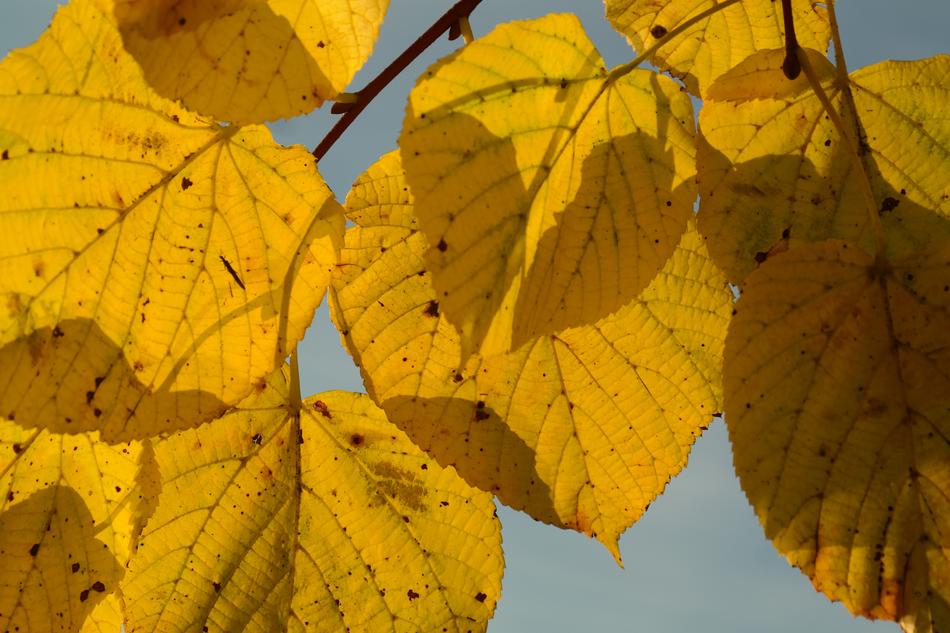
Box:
698, 51, 950, 283
123, 368, 503, 632
725, 240, 950, 631
0, 0, 344, 441
399, 13, 697, 359
0, 418, 148, 631
332, 151, 731, 559
109, 0, 389, 123
604, 0, 830, 96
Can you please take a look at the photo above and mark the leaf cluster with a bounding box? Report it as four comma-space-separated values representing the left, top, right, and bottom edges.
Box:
0, 1, 947, 631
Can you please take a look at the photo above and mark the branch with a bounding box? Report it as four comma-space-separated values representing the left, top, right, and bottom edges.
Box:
313, 0, 482, 161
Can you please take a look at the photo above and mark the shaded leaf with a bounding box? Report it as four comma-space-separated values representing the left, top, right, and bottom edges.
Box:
0, 0, 344, 441
123, 368, 503, 632
110, 0, 389, 123
698, 51, 950, 283
604, 0, 830, 96
400, 13, 697, 358
0, 418, 149, 631
332, 151, 731, 558
725, 240, 950, 632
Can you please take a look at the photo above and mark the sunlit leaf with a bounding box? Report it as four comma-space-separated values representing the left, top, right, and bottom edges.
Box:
109, 0, 389, 123
400, 13, 697, 359
123, 367, 503, 632
0, 418, 150, 631
332, 151, 731, 559
0, 0, 344, 441
725, 240, 950, 632
603, 0, 830, 96
698, 51, 950, 283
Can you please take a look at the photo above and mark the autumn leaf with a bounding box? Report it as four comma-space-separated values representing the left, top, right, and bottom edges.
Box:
108, 0, 389, 123
332, 151, 731, 559
0, 418, 152, 631
0, 0, 344, 441
122, 367, 503, 632
725, 240, 950, 632
399, 13, 697, 359
698, 51, 950, 283
604, 0, 830, 96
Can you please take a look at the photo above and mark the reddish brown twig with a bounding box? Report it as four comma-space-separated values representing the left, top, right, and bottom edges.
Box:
313, 0, 482, 161
780, 0, 801, 79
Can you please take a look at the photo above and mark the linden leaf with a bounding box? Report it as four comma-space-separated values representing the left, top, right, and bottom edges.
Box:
399, 13, 697, 359
123, 368, 503, 632
0, 0, 344, 442
109, 0, 389, 123
725, 240, 950, 632
698, 51, 950, 283
332, 151, 731, 559
0, 418, 150, 631
603, 0, 830, 96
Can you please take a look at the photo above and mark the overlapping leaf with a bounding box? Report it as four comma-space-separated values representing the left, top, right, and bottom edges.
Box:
725, 240, 950, 632
603, 0, 830, 96
332, 151, 731, 559
0, 418, 150, 631
109, 0, 389, 123
698, 51, 950, 283
399, 13, 697, 359
123, 367, 503, 632
0, 0, 344, 441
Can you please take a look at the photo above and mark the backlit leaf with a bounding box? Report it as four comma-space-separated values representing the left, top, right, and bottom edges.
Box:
123, 368, 503, 632
725, 240, 950, 632
332, 151, 731, 558
698, 51, 950, 283
0, 0, 344, 441
110, 0, 389, 123
400, 13, 697, 359
603, 0, 830, 96
0, 418, 149, 631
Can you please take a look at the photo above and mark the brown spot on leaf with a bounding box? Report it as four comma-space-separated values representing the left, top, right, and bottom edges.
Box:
79, 589, 90, 602
350, 433, 364, 447
71, 563, 80, 573
312, 400, 331, 418
29, 543, 39, 556
407, 589, 420, 600
424, 300, 439, 317
213, 581, 221, 593
436, 238, 448, 252
650, 24, 668, 38
12, 443, 21, 454
475, 592, 487, 602
1, 149, 8, 160
181, 176, 193, 190
880, 197, 899, 213
91, 581, 105, 592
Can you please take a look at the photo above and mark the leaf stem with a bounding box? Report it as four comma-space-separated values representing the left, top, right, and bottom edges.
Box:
289, 347, 302, 414
608, 0, 743, 83
313, 0, 482, 161
780, 0, 801, 79
795, 47, 883, 253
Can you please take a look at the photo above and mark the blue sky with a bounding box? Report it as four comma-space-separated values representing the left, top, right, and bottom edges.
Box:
3, 2, 948, 631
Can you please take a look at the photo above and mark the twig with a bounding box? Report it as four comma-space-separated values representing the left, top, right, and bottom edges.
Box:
780, 0, 801, 79
313, 0, 482, 161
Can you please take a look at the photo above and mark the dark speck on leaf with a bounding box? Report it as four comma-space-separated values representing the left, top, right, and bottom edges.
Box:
12, 443, 21, 454
313, 400, 331, 418
437, 238, 448, 252
79, 589, 90, 602
475, 592, 487, 602
880, 197, 900, 213
350, 433, 364, 447
91, 581, 106, 592
71, 562, 80, 573
181, 177, 193, 190
29, 543, 39, 556
407, 589, 420, 600
650, 24, 668, 38
1, 149, 8, 160
213, 581, 221, 593
754, 251, 768, 264
178, 17, 186, 26
424, 300, 439, 317
251, 433, 263, 445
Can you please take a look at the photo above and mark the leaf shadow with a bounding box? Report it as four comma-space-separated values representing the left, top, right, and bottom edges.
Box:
0, 317, 227, 443
0, 486, 123, 632
382, 395, 560, 528
115, 2, 332, 121
697, 135, 950, 284
514, 127, 691, 348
